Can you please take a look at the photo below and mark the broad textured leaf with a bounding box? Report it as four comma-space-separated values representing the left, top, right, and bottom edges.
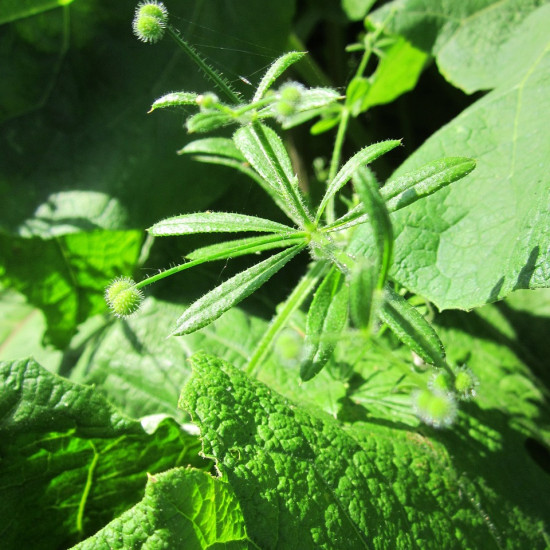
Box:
0, 358, 201, 549
173, 245, 305, 336
0, 230, 142, 347
316, 140, 401, 222
73, 468, 252, 549
253, 51, 306, 101
148, 212, 293, 237
381, 4, 550, 309
376, 0, 546, 93
149, 91, 199, 111
379, 285, 447, 368
301, 266, 349, 381
0, 287, 62, 370
73, 297, 270, 420
181, 353, 550, 549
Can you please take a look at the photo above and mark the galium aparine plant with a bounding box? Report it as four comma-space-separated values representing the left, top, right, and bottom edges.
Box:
105, 1, 479, 428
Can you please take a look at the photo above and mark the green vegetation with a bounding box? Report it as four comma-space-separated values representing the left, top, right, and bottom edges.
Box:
1, 0, 549, 548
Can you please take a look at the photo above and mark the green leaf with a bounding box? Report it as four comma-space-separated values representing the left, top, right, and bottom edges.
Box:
353, 166, 393, 289
234, 123, 314, 227
186, 111, 235, 133
0, 358, 200, 548
187, 233, 307, 261
0, 287, 62, 370
253, 51, 306, 101
0, 0, 75, 25
378, 0, 545, 93
348, 259, 379, 330
379, 285, 447, 368
276, 88, 342, 129
382, 157, 476, 209
0, 230, 142, 348
181, 353, 550, 549
329, 156, 476, 233
359, 36, 428, 110
73, 296, 274, 421
179, 137, 245, 160
315, 140, 401, 222
301, 266, 349, 381
384, 4, 550, 309
73, 467, 252, 549
149, 91, 199, 111
341, 0, 377, 21
172, 244, 305, 336
148, 212, 294, 237
346, 77, 371, 116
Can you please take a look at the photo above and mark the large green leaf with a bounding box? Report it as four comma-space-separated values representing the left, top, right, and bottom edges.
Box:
73, 467, 252, 549
376, 0, 545, 93
0, 358, 201, 549
181, 353, 550, 549
0, 230, 142, 347
0, 287, 62, 370
373, 4, 550, 309
73, 297, 270, 420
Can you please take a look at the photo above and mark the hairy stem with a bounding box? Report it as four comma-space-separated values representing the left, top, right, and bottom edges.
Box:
166, 26, 241, 105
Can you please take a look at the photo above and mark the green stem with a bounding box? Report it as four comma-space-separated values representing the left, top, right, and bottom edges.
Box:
166, 26, 241, 105
325, 106, 351, 225
246, 261, 328, 377
134, 233, 304, 290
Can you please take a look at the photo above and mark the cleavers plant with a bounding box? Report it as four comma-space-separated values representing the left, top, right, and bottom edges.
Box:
106, 0, 480, 427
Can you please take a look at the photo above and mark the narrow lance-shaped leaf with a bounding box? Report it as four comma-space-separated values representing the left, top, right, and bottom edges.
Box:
253, 51, 306, 102
187, 232, 307, 261
353, 165, 394, 289
382, 157, 476, 211
315, 140, 401, 223
178, 137, 245, 161
276, 88, 342, 129
149, 92, 199, 112
148, 212, 294, 237
186, 112, 234, 134
378, 285, 446, 369
349, 258, 379, 330
234, 123, 313, 227
173, 244, 306, 336
300, 266, 349, 381
324, 156, 476, 233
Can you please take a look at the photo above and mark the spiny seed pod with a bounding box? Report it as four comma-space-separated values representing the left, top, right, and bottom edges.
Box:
428, 370, 452, 394
413, 389, 457, 428
274, 82, 305, 122
454, 366, 479, 401
132, 1, 169, 44
105, 277, 144, 318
